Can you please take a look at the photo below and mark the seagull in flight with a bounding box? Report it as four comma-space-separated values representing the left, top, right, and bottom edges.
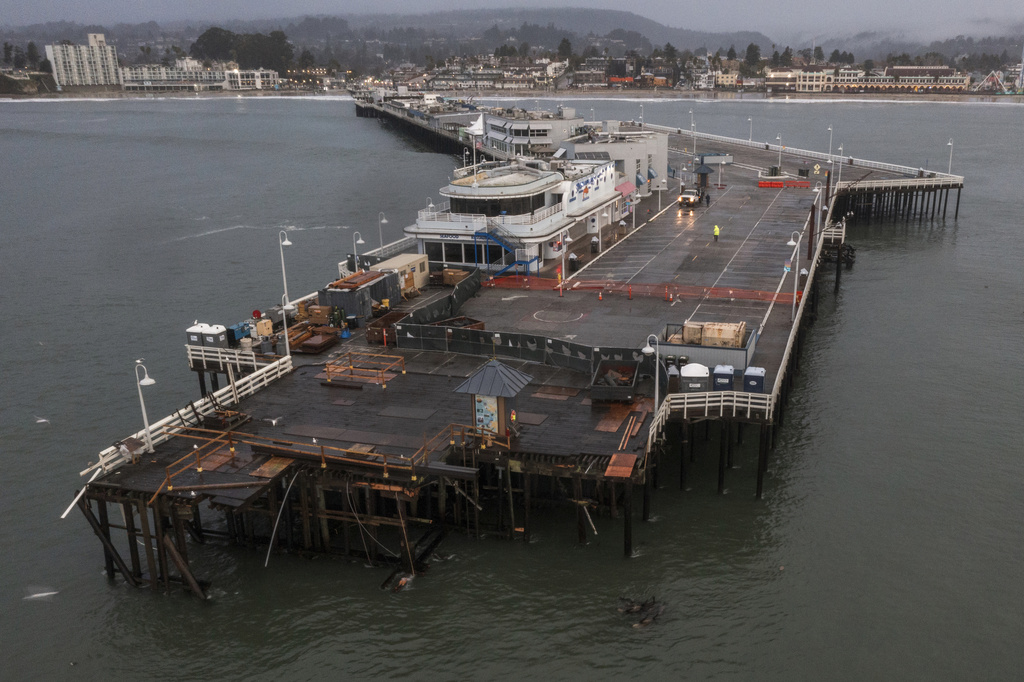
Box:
263, 417, 284, 426
34, 416, 50, 424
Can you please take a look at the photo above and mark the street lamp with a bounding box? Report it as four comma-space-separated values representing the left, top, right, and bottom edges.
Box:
426, 197, 434, 212
590, 107, 595, 123
776, 134, 783, 170
281, 294, 295, 357
836, 144, 844, 187
278, 230, 292, 305
353, 231, 365, 272
947, 138, 954, 174
639, 104, 644, 126
828, 125, 834, 161
378, 211, 388, 250
786, 231, 801, 322
600, 210, 610, 252
641, 334, 661, 410
559, 230, 573, 296
134, 361, 155, 454
748, 117, 752, 142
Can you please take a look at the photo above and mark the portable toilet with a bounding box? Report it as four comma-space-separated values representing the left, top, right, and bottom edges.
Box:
713, 364, 735, 391
667, 363, 680, 392
186, 323, 206, 346
203, 324, 229, 348
743, 366, 766, 393
679, 363, 710, 392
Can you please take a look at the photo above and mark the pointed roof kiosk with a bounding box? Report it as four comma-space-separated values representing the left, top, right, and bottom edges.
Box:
455, 359, 533, 438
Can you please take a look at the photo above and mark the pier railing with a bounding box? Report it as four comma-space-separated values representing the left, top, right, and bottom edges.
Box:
646, 124, 964, 183
80, 355, 294, 478
185, 345, 276, 374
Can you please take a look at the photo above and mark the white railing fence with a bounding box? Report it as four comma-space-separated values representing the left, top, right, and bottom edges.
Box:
80, 355, 293, 478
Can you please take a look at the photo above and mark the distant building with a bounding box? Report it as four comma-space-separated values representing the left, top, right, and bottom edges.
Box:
120, 59, 280, 92
45, 34, 121, 87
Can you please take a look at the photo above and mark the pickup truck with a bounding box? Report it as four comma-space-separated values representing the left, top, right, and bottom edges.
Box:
678, 189, 701, 207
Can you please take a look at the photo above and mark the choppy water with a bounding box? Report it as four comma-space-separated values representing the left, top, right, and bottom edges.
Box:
2, 94, 1023, 680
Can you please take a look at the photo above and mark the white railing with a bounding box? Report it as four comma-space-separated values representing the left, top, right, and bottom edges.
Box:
490, 203, 562, 226
645, 124, 964, 184
364, 235, 418, 260
186, 345, 275, 373
80, 355, 294, 478
644, 389, 775, 464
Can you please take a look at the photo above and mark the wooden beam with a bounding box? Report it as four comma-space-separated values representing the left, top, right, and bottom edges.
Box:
161, 534, 207, 600
78, 498, 140, 588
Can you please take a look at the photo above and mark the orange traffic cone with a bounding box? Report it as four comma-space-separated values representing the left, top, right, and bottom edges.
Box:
598, 291, 603, 301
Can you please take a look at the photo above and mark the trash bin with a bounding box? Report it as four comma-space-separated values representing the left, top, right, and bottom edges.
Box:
591, 236, 599, 253
569, 256, 580, 272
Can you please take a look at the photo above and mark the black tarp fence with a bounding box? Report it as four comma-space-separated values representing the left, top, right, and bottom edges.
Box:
406, 269, 483, 325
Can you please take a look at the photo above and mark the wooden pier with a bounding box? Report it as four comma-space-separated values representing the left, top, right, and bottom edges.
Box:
70, 126, 963, 597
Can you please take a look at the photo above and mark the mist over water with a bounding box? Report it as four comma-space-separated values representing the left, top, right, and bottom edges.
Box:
2, 94, 1022, 680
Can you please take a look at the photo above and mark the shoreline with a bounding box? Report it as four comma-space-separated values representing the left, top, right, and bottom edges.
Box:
3, 86, 1022, 105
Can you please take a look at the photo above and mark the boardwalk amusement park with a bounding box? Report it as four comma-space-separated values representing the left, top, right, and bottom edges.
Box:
65, 98, 964, 599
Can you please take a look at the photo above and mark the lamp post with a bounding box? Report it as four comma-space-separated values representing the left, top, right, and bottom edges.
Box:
378, 211, 388, 250
134, 361, 155, 454
641, 334, 661, 410
463, 148, 469, 167
639, 104, 643, 126
281, 294, 295, 357
836, 144, 844, 187
600, 210, 610, 252
947, 138, 954, 174
776, 134, 783, 170
691, 112, 697, 161
591, 107, 595, 123
828, 125, 834, 162
559, 229, 573, 296
748, 117, 752, 142
352, 231, 365, 272
278, 230, 292, 305
786, 231, 801, 322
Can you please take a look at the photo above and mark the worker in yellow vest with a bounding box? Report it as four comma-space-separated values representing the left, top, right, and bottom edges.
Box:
714, 225, 720, 242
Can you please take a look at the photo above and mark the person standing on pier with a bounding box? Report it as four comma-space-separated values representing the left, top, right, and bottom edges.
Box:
705, 192, 711, 206
714, 225, 720, 242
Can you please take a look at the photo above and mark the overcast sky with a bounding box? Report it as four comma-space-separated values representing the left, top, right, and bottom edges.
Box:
3, 0, 1022, 43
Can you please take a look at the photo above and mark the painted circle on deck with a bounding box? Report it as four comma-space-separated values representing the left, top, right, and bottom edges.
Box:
533, 310, 584, 323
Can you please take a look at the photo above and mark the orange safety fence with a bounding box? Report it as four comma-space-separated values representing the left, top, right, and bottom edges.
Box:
484, 276, 801, 303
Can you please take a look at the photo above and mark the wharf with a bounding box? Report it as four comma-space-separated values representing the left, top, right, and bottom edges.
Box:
69, 127, 963, 598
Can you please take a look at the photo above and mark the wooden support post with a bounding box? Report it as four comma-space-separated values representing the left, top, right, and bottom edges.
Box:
472, 479, 480, 540
505, 467, 516, 541
522, 473, 532, 543
942, 189, 949, 220
136, 500, 158, 590
437, 479, 448, 527
316, 481, 331, 552
680, 421, 688, 490
623, 481, 634, 558
573, 476, 586, 545
756, 424, 769, 499
642, 469, 652, 522
154, 500, 170, 591
834, 237, 843, 293
122, 499, 143, 577
954, 188, 961, 219
172, 509, 189, 565
79, 497, 140, 588
726, 420, 735, 469
396, 496, 416, 576
96, 499, 115, 580
197, 371, 208, 398
209, 372, 219, 392
299, 473, 312, 550
161, 534, 207, 600
717, 422, 727, 494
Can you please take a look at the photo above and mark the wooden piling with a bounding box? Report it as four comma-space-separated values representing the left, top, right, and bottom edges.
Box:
623, 482, 633, 557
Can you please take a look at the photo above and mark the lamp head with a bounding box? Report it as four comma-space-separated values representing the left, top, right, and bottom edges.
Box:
641, 344, 654, 357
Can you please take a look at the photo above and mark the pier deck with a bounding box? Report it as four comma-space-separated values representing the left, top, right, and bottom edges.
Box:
73, 128, 963, 596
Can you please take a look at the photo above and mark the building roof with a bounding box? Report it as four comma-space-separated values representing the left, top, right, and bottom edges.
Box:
454, 360, 533, 397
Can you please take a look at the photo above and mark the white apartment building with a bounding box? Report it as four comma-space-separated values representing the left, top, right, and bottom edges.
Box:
45, 34, 121, 87
120, 59, 281, 92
